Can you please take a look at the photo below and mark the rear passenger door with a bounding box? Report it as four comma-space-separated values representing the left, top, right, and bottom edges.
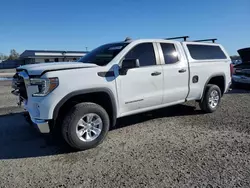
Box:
157, 42, 189, 104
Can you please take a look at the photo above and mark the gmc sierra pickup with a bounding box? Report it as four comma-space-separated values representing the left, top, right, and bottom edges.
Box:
12, 37, 232, 150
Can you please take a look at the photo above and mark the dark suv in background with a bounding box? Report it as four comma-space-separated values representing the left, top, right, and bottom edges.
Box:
232, 48, 250, 87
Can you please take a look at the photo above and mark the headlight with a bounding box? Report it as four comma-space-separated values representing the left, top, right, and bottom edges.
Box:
30, 77, 59, 97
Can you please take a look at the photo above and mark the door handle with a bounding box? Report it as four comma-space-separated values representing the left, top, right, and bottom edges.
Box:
151, 71, 161, 76
178, 69, 186, 73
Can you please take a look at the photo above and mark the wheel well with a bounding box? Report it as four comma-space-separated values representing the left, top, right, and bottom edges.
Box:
54, 92, 115, 129
207, 75, 225, 95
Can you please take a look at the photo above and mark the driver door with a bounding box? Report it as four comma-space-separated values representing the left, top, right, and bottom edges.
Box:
117, 42, 164, 116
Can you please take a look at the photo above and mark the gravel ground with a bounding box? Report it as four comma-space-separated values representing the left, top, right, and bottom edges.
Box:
0, 81, 250, 188
0, 81, 18, 108
0, 69, 15, 78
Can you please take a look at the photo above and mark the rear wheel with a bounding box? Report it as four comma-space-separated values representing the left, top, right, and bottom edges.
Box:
62, 102, 110, 150
199, 84, 221, 113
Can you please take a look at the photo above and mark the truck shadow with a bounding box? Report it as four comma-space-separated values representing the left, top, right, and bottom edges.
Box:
0, 112, 72, 160
0, 104, 203, 160
114, 103, 204, 130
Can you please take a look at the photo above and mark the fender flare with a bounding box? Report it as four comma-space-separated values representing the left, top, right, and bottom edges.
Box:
53, 88, 117, 127
200, 73, 226, 100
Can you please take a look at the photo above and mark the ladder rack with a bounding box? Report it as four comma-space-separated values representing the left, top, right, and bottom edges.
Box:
165, 36, 189, 41
124, 36, 218, 43
193, 38, 217, 43
164, 36, 218, 43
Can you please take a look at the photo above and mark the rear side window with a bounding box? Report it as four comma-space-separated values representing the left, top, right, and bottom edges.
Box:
187, 44, 227, 60
125, 43, 156, 67
160, 43, 179, 64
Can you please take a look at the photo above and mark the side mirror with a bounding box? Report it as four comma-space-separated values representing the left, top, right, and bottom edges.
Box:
120, 59, 140, 75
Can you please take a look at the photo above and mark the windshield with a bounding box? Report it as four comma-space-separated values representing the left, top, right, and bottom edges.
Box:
78, 42, 129, 66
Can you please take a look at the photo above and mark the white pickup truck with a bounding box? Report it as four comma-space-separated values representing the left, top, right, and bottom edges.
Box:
12, 37, 232, 150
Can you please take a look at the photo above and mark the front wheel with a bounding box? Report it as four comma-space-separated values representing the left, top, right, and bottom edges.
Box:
62, 102, 110, 150
199, 84, 222, 113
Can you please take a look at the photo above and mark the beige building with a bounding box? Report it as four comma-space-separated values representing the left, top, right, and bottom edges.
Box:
19, 50, 88, 64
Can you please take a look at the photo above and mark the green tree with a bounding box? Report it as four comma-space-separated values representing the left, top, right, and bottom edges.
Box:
0, 53, 8, 61
8, 49, 20, 60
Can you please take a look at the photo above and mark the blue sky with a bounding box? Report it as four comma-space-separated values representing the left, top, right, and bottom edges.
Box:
0, 0, 249, 55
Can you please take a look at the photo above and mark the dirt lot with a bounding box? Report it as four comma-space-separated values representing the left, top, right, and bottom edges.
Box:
0, 69, 16, 78
0, 81, 250, 188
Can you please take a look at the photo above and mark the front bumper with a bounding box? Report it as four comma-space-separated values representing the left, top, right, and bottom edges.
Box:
12, 71, 52, 133
20, 98, 51, 133
22, 103, 51, 133
30, 118, 50, 133
232, 75, 250, 84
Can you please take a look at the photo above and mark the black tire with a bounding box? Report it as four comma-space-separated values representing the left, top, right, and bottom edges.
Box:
62, 102, 110, 150
199, 84, 221, 113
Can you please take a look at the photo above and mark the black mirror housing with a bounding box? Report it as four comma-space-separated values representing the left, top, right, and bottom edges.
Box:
120, 59, 140, 75
122, 58, 139, 69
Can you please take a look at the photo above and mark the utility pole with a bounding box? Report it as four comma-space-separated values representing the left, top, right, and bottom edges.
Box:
62, 51, 66, 62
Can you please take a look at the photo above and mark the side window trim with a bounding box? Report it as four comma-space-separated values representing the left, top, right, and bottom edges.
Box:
121, 42, 160, 68
153, 42, 161, 66
157, 42, 181, 65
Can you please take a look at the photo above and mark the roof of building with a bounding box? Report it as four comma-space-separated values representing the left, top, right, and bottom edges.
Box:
20, 50, 89, 58
22, 50, 88, 54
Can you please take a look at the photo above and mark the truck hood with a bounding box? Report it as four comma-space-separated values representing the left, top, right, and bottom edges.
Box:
17, 62, 98, 75
238, 48, 250, 64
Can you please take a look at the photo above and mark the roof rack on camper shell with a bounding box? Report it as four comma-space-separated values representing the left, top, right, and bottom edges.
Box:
164, 36, 218, 43
165, 36, 189, 41
193, 38, 218, 43
124, 36, 218, 43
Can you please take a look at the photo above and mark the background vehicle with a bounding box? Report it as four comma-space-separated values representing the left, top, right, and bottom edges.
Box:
12, 36, 232, 150
232, 48, 250, 87
232, 59, 242, 66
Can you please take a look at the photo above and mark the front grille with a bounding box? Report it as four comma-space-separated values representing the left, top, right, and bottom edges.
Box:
12, 73, 28, 100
